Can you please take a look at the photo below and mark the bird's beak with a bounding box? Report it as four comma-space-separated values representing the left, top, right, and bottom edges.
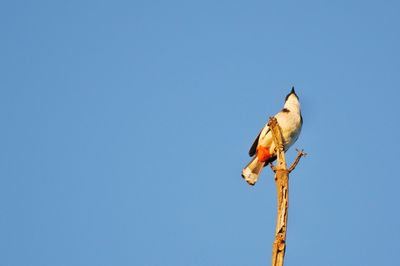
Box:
291, 87, 295, 94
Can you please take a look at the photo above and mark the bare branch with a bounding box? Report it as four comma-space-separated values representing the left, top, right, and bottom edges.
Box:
269, 162, 276, 172
268, 117, 288, 266
288, 149, 307, 173
267, 117, 286, 170
267, 117, 306, 266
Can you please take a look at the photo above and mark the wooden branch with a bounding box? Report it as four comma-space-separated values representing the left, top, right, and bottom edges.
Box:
267, 117, 286, 171
288, 149, 307, 173
269, 162, 276, 172
263, 117, 306, 266
268, 117, 289, 266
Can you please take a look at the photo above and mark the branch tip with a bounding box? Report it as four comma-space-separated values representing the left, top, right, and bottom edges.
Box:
288, 149, 307, 172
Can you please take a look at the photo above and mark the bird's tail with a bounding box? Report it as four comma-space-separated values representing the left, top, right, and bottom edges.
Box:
241, 157, 265, 186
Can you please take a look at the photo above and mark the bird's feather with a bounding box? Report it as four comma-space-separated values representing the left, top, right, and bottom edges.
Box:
249, 129, 262, 156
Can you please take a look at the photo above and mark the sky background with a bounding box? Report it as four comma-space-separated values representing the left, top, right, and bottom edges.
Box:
1, 0, 400, 265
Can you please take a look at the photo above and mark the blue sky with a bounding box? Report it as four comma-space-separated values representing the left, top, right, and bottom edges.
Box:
1, 0, 400, 265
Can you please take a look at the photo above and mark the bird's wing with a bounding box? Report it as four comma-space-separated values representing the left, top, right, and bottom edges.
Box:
249, 126, 270, 156
249, 130, 261, 156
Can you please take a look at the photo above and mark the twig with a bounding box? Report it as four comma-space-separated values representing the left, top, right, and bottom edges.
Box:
288, 149, 307, 173
269, 162, 276, 172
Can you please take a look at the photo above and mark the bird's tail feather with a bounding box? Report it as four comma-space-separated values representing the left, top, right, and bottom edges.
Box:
241, 157, 265, 185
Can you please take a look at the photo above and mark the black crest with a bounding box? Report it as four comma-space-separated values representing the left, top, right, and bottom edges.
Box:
285, 86, 299, 102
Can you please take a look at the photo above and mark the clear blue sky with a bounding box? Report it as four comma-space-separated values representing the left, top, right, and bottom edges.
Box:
1, 0, 399, 265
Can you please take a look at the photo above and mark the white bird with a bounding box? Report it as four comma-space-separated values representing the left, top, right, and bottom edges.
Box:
242, 87, 303, 185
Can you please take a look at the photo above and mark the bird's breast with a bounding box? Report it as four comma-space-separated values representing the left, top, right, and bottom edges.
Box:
276, 112, 302, 149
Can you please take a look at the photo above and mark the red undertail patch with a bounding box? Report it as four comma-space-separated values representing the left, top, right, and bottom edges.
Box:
256, 146, 271, 162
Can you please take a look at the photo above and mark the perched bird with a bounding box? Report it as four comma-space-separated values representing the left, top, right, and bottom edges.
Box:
242, 87, 303, 185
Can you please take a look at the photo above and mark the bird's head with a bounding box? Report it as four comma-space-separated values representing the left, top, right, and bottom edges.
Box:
284, 87, 301, 111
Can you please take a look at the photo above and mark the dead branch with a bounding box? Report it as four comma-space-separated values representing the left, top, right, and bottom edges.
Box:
269, 162, 277, 172
267, 117, 306, 266
288, 149, 307, 173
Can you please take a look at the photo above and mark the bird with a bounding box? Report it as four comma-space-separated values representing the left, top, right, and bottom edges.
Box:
242, 87, 303, 185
